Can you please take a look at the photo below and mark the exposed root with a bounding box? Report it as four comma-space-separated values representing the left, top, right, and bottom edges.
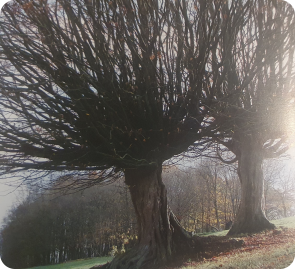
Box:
90, 234, 247, 269
227, 217, 275, 236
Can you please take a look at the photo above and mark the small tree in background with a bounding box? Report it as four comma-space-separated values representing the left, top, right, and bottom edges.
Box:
264, 159, 295, 219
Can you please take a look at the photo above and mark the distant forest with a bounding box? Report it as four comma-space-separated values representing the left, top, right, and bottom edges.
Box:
1, 161, 294, 269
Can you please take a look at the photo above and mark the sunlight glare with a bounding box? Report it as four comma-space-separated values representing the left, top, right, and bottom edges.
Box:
284, 98, 295, 148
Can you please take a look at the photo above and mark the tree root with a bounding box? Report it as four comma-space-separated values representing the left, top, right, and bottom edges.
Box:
227, 217, 275, 236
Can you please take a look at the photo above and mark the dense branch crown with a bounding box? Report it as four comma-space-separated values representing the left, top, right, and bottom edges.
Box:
0, 0, 294, 173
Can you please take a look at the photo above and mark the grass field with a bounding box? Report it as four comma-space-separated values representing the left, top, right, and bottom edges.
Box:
27, 257, 112, 269
180, 216, 295, 269
197, 215, 295, 237
272, 215, 295, 229
23, 216, 295, 269
181, 240, 295, 269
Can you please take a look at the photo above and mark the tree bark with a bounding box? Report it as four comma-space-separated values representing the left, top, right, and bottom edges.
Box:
228, 134, 275, 235
99, 165, 192, 269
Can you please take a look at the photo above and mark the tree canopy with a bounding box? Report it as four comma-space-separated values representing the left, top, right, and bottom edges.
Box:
0, 0, 221, 174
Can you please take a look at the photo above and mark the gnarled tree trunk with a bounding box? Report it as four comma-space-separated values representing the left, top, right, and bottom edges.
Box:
102, 165, 192, 269
228, 134, 275, 235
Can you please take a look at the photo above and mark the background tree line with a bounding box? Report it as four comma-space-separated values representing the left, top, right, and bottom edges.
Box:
0, 179, 136, 268
1, 160, 294, 269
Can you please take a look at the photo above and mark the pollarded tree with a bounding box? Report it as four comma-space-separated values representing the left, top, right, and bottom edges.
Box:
0, 0, 279, 268
193, 0, 295, 235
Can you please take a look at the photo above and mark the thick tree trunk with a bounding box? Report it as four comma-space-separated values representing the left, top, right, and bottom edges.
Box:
99, 165, 192, 269
228, 134, 275, 235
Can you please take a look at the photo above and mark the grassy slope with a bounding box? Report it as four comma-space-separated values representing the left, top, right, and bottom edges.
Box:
197, 215, 295, 237
25, 216, 295, 269
272, 216, 295, 229
181, 216, 295, 269
28, 257, 112, 269
181, 241, 295, 269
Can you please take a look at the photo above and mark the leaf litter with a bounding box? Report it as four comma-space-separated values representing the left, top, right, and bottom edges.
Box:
161, 227, 295, 269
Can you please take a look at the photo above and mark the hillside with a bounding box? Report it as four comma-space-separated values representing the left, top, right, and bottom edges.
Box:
164, 216, 295, 268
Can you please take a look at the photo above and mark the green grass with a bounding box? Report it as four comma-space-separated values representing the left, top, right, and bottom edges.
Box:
196, 230, 228, 237
272, 215, 295, 229
196, 215, 295, 237
29, 257, 112, 269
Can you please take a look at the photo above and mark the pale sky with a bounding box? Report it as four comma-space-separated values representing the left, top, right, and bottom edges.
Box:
0, 185, 22, 228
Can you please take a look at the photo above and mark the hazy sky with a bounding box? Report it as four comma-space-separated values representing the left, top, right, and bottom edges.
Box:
0, 186, 19, 228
